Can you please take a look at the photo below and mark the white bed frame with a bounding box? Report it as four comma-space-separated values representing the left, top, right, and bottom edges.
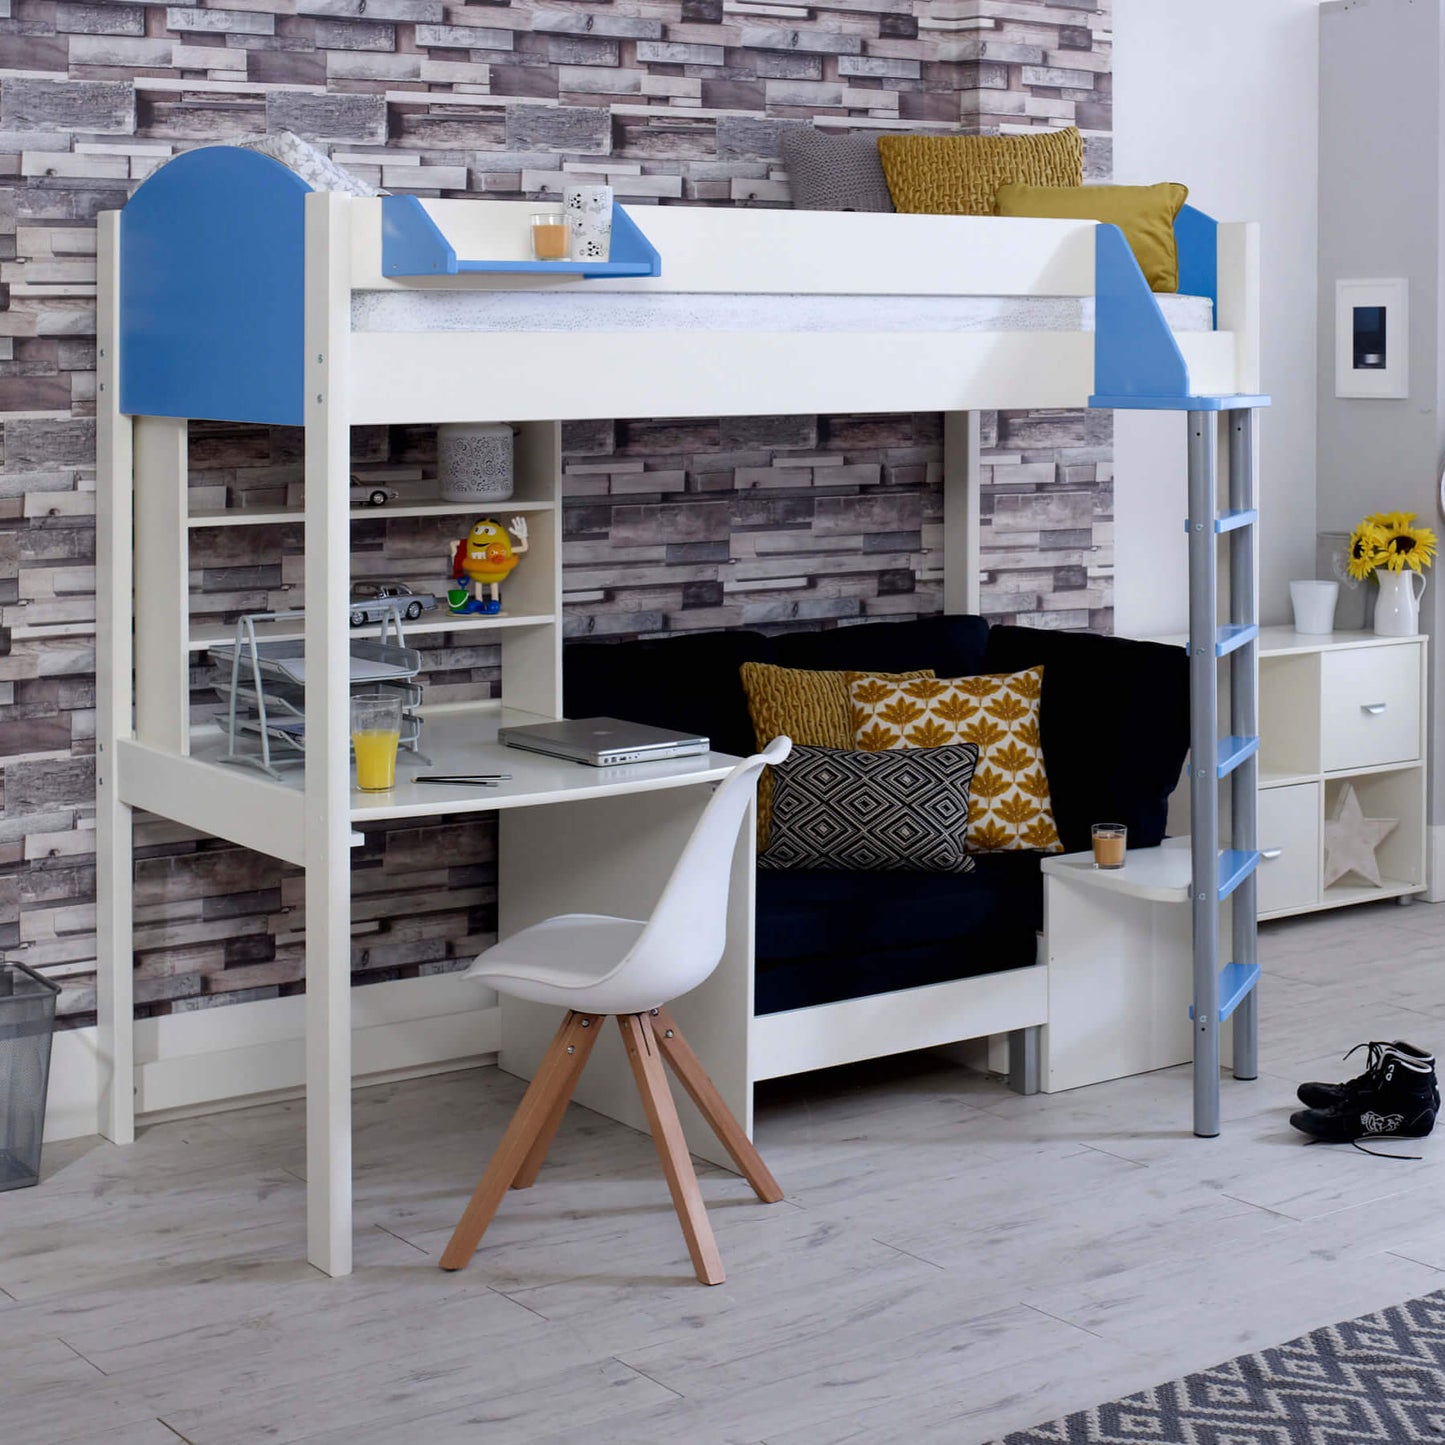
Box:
96, 147, 1263, 1273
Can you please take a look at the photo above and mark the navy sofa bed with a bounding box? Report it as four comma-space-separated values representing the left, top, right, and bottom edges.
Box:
565, 616, 1190, 1017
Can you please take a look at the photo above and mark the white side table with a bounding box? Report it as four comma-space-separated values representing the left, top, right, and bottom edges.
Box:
1040, 839, 1233, 1093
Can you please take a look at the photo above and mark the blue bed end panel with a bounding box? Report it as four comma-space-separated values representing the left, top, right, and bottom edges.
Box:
1090, 215, 1270, 412
120, 147, 309, 426
1174, 203, 1218, 317
1089, 222, 1193, 407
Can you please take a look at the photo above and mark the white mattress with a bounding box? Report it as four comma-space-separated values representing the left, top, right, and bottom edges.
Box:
350, 290, 1216, 336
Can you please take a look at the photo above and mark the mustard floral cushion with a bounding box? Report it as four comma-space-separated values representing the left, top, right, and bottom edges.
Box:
848, 668, 1061, 853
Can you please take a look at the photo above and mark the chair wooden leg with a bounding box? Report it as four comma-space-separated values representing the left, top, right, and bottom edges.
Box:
618, 1012, 726, 1286
439, 1011, 594, 1273
652, 1006, 783, 1204
510, 1012, 603, 1191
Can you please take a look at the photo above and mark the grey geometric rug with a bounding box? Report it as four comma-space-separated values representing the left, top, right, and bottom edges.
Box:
989, 1291, 1445, 1443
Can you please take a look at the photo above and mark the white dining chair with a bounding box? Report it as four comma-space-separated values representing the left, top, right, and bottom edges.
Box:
440, 736, 791, 1286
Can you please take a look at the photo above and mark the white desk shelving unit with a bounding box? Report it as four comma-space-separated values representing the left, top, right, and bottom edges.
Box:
1255, 626, 1427, 917
97, 145, 1267, 1275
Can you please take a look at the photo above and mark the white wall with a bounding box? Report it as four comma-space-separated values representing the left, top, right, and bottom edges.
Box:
1316, 0, 1445, 824
1112, 0, 1321, 637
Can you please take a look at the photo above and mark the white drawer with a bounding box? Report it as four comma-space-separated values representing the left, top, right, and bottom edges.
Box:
1320, 646, 1421, 772
1257, 782, 1320, 915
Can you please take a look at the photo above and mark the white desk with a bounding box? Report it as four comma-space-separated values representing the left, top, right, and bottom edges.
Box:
361, 709, 758, 1183
120, 704, 754, 1275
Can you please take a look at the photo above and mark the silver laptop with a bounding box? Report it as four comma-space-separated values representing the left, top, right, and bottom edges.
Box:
498, 716, 709, 766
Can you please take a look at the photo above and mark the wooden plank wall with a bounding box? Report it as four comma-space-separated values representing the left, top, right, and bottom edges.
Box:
0, 0, 1112, 1024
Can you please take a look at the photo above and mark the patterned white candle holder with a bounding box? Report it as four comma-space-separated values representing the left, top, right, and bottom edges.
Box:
437, 423, 514, 504
564, 183, 613, 263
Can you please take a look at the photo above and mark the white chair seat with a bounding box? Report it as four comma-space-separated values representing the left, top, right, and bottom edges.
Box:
466, 913, 652, 1013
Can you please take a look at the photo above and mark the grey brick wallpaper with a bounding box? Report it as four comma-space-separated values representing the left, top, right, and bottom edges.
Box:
0, 0, 1111, 1026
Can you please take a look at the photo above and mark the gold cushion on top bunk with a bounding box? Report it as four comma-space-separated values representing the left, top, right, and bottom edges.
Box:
994, 180, 1190, 292
878, 127, 1082, 216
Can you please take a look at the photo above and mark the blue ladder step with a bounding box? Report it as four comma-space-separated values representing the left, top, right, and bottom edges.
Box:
1191, 962, 1262, 1022
1184, 509, 1258, 535
1215, 623, 1258, 658
1219, 962, 1262, 1020
1217, 849, 1260, 900
1216, 734, 1260, 779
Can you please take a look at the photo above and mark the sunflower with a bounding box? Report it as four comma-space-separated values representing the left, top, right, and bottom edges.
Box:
1376, 515, 1437, 573
1346, 520, 1387, 580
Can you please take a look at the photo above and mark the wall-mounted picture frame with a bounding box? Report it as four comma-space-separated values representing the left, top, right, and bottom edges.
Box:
1335, 277, 1409, 399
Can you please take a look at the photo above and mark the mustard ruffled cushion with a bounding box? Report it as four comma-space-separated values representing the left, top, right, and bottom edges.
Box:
849, 668, 1061, 853
993, 180, 1189, 292
878, 127, 1083, 216
740, 662, 933, 848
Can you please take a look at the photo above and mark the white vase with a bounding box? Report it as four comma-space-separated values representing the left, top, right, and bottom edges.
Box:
1289, 579, 1339, 635
1373, 568, 1426, 636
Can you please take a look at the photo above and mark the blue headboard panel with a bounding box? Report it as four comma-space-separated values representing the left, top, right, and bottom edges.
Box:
120, 147, 310, 426
1174, 203, 1218, 319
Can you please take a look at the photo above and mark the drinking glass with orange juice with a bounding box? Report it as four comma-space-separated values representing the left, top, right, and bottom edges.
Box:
530, 212, 569, 262
351, 692, 402, 792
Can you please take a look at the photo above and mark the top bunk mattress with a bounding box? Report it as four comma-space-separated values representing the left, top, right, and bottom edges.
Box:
349, 290, 1216, 335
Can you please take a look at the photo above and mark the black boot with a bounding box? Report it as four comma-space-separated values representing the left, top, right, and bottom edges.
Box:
1297, 1040, 1439, 1112
1291, 1046, 1437, 1144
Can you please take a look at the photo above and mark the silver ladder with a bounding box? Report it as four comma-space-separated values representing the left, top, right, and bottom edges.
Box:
1186, 404, 1262, 1137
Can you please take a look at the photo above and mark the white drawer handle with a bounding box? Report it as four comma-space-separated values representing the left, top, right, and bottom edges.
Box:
1260, 847, 1283, 860
1362, 702, 1388, 715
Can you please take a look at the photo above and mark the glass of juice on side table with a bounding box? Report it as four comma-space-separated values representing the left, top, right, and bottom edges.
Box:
352, 692, 402, 792
530, 213, 569, 261
1091, 823, 1127, 869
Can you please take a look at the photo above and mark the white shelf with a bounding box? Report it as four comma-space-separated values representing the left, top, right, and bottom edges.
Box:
1321, 758, 1425, 781
188, 498, 557, 528
188, 611, 556, 651
1257, 625, 1426, 657
1263, 877, 1424, 920
1259, 766, 1315, 790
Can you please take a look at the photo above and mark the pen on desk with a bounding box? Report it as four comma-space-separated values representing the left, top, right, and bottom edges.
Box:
415, 774, 511, 785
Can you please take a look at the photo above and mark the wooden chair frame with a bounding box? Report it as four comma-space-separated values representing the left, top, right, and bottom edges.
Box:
440, 1006, 782, 1285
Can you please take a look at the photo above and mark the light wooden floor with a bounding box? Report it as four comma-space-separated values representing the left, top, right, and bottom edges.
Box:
7, 898, 1445, 1445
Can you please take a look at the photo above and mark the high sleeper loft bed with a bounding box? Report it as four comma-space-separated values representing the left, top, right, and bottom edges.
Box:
97, 146, 1267, 1275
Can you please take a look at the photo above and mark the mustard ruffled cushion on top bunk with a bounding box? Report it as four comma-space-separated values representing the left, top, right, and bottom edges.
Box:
994, 180, 1190, 292
878, 127, 1082, 216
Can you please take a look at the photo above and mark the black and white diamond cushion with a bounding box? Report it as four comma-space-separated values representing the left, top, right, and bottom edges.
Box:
760, 743, 979, 873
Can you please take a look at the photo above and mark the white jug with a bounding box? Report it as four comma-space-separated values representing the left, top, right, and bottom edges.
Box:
1373, 568, 1426, 636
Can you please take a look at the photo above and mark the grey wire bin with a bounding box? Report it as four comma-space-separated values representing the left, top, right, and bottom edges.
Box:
0, 960, 60, 1191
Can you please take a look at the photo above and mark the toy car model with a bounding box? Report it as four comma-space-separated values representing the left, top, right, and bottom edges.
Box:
350, 480, 400, 508
348, 582, 438, 626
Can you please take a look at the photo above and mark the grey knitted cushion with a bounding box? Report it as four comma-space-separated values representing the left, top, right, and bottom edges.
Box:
782, 129, 896, 213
